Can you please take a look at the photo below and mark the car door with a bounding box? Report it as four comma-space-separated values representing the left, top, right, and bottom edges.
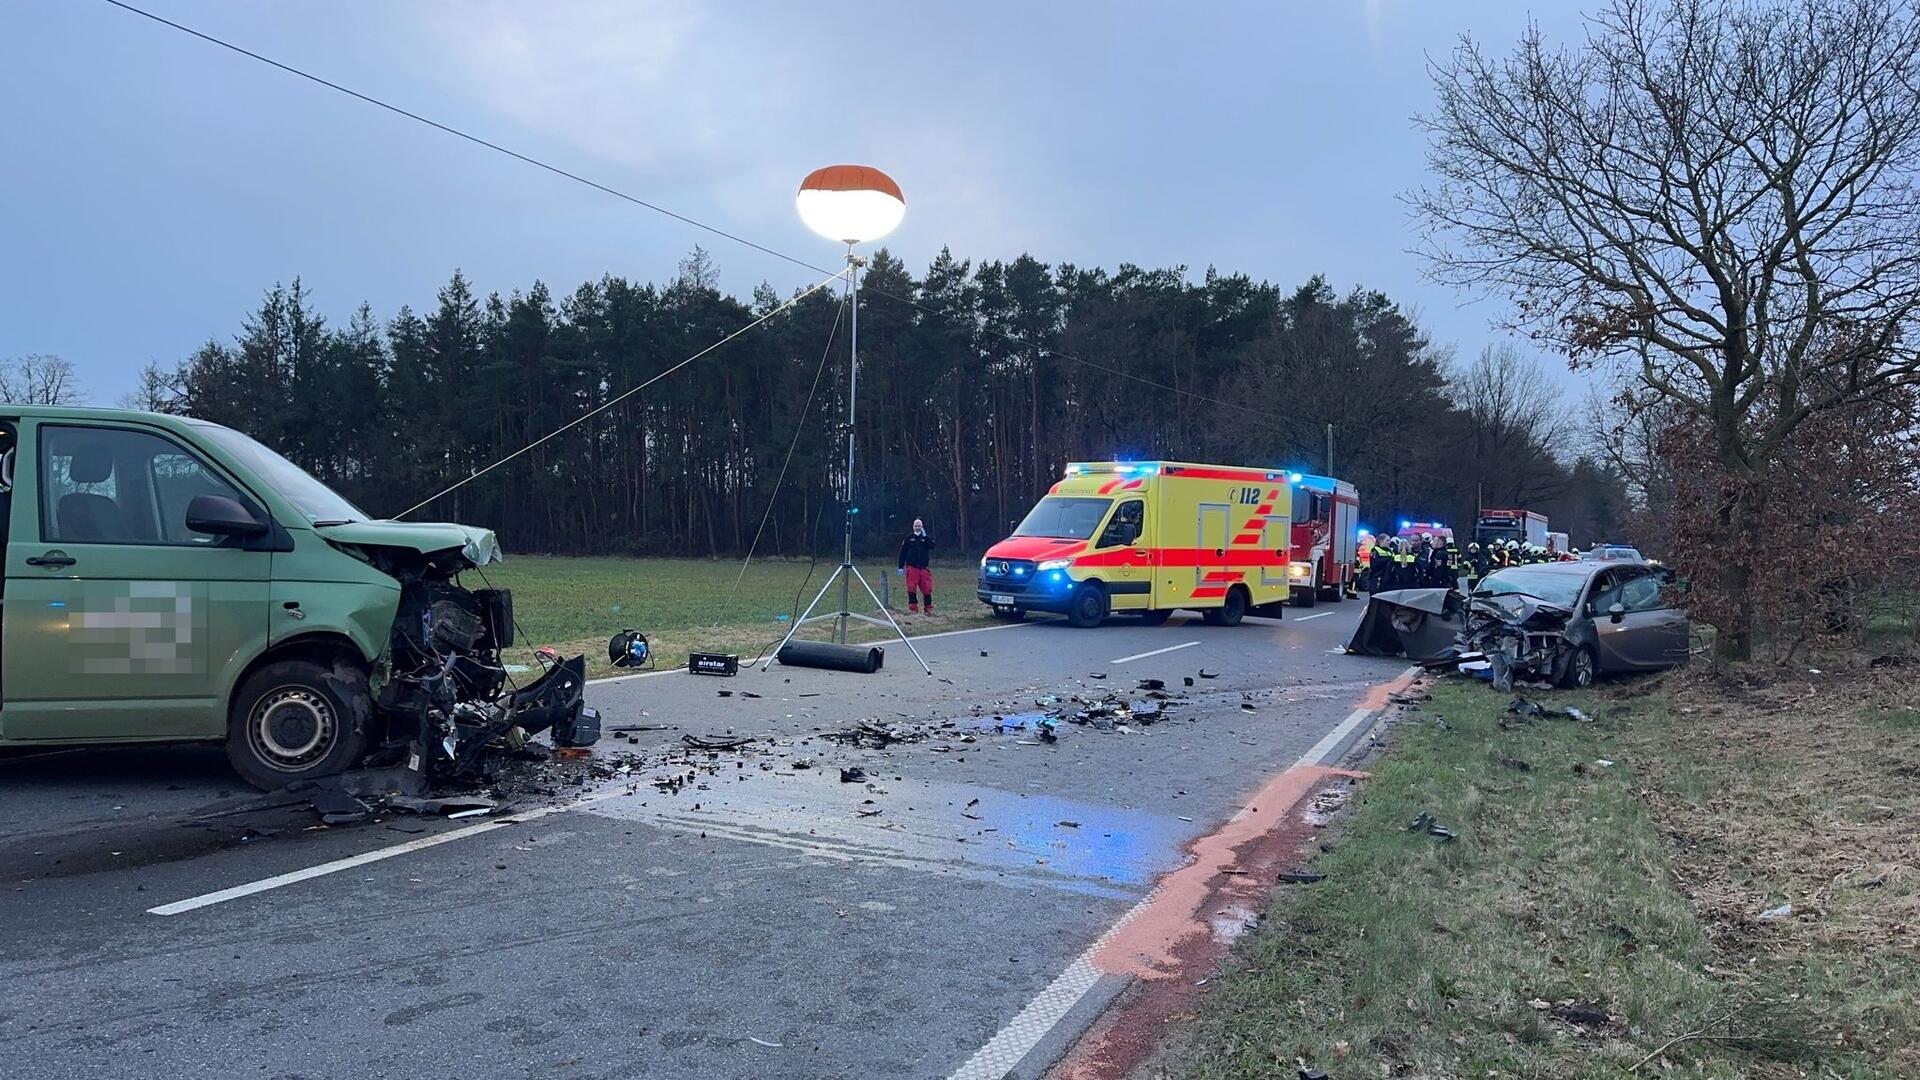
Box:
1, 421, 272, 740
1589, 566, 1681, 670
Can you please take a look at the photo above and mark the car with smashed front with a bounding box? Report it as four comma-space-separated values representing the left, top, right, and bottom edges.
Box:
1465, 560, 1690, 689
0, 406, 596, 789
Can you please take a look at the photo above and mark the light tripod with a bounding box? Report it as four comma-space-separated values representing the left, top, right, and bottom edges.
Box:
763, 249, 930, 674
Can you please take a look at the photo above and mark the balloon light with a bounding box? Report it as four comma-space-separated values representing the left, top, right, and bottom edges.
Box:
770, 165, 929, 674
796, 165, 905, 244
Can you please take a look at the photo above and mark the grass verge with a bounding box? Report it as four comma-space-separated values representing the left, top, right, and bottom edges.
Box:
1162, 666, 1913, 1078
472, 555, 997, 678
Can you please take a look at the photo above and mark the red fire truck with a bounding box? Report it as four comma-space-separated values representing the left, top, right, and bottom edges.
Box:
1287, 473, 1360, 607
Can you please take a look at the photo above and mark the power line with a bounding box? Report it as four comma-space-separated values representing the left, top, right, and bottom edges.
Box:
394, 267, 847, 519
102, 0, 1468, 492
727, 286, 849, 601
99, 0, 837, 280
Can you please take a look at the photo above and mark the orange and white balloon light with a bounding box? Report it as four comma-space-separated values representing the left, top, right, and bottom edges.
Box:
795, 165, 905, 245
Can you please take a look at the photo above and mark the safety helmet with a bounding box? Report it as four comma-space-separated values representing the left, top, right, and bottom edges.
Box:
1469, 542, 1480, 551
1506, 539, 1519, 549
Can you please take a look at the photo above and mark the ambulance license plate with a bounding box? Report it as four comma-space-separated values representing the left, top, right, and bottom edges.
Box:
990, 593, 1016, 606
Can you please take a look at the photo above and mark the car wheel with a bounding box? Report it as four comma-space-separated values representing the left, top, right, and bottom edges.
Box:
1065, 584, 1110, 628
1204, 586, 1248, 627
1135, 608, 1174, 625
991, 605, 1026, 622
226, 658, 373, 790
1555, 646, 1597, 689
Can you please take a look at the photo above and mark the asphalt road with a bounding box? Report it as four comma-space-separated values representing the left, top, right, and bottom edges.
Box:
0, 602, 1408, 1080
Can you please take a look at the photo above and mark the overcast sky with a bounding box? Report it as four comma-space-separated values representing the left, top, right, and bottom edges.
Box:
2, 1, 1595, 402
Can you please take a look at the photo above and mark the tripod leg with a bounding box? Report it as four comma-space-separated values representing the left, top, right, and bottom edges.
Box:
851, 566, 932, 674
762, 563, 848, 671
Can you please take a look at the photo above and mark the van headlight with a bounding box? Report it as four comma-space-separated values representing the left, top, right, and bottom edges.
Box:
1037, 558, 1073, 571
980, 556, 990, 569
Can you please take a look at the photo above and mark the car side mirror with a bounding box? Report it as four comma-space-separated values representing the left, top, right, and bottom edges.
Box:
1607, 602, 1626, 623
187, 494, 269, 539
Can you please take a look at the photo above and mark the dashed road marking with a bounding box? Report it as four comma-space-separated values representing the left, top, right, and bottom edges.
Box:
1108, 640, 1201, 665
1293, 610, 1336, 621
145, 789, 627, 916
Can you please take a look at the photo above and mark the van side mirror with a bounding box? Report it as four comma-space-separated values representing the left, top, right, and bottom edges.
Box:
187, 494, 269, 539
1607, 602, 1626, 623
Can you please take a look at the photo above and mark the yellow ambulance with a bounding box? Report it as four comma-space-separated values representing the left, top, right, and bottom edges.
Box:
976, 461, 1295, 627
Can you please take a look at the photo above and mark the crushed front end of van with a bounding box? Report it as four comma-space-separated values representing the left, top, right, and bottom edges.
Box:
318, 522, 599, 783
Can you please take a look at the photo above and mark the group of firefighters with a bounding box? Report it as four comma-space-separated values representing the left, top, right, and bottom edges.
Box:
1356, 532, 1573, 593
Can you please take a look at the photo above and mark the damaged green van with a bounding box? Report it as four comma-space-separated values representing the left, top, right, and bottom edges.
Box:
0, 407, 595, 788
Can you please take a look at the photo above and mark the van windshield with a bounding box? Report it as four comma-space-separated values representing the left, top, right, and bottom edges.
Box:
191, 422, 367, 525
1013, 496, 1113, 540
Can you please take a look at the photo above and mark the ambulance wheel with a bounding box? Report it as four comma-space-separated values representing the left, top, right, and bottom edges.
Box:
226, 658, 372, 791
1134, 608, 1174, 626
991, 605, 1027, 622
1204, 586, 1248, 627
1065, 584, 1110, 628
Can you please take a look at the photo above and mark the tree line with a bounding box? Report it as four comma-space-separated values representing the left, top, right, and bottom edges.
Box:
85, 246, 1622, 559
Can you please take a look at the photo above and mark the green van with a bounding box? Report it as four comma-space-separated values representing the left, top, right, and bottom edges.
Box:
0, 406, 593, 788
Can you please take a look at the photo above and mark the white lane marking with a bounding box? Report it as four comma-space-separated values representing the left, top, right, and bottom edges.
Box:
1108, 640, 1201, 665
942, 663, 1420, 1079
586, 620, 1035, 685
946, 891, 1158, 1079
146, 790, 627, 916
1292, 611, 1336, 622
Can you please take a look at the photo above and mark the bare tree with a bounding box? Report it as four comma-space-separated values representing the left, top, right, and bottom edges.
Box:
1413, 0, 1920, 659
0, 354, 88, 405
1448, 342, 1571, 509
119, 360, 185, 413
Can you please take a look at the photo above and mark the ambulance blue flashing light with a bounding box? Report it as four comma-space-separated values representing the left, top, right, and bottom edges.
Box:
1401, 519, 1412, 530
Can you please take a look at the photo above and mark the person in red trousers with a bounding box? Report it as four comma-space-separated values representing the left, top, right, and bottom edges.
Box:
898, 518, 935, 614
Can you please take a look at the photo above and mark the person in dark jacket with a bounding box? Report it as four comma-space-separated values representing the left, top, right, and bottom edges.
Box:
898, 518, 935, 614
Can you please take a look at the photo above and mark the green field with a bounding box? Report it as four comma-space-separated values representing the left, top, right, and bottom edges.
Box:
473, 555, 995, 677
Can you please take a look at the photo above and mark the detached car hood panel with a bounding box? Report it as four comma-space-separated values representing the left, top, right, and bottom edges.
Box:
314, 521, 503, 567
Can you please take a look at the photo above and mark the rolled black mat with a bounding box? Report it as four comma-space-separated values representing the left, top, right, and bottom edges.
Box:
775, 641, 885, 673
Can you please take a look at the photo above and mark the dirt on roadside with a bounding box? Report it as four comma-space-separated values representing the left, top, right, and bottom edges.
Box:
1623, 656, 1920, 1074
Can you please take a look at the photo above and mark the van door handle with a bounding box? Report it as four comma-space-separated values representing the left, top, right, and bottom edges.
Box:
26, 552, 76, 568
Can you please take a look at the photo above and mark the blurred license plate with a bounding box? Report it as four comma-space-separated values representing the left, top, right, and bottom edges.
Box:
990, 593, 1015, 606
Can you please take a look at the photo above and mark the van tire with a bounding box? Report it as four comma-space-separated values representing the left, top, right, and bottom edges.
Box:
1134, 608, 1174, 625
1065, 584, 1110, 628
1204, 586, 1249, 627
226, 658, 373, 791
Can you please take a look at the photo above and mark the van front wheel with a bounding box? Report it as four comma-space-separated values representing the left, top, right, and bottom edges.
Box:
1065, 584, 1110, 628
227, 658, 373, 790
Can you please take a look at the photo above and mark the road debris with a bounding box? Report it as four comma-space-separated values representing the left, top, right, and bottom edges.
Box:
682, 734, 755, 751
1758, 902, 1794, 920
1407, 811, 1457, 843
838, 767, 867, 784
